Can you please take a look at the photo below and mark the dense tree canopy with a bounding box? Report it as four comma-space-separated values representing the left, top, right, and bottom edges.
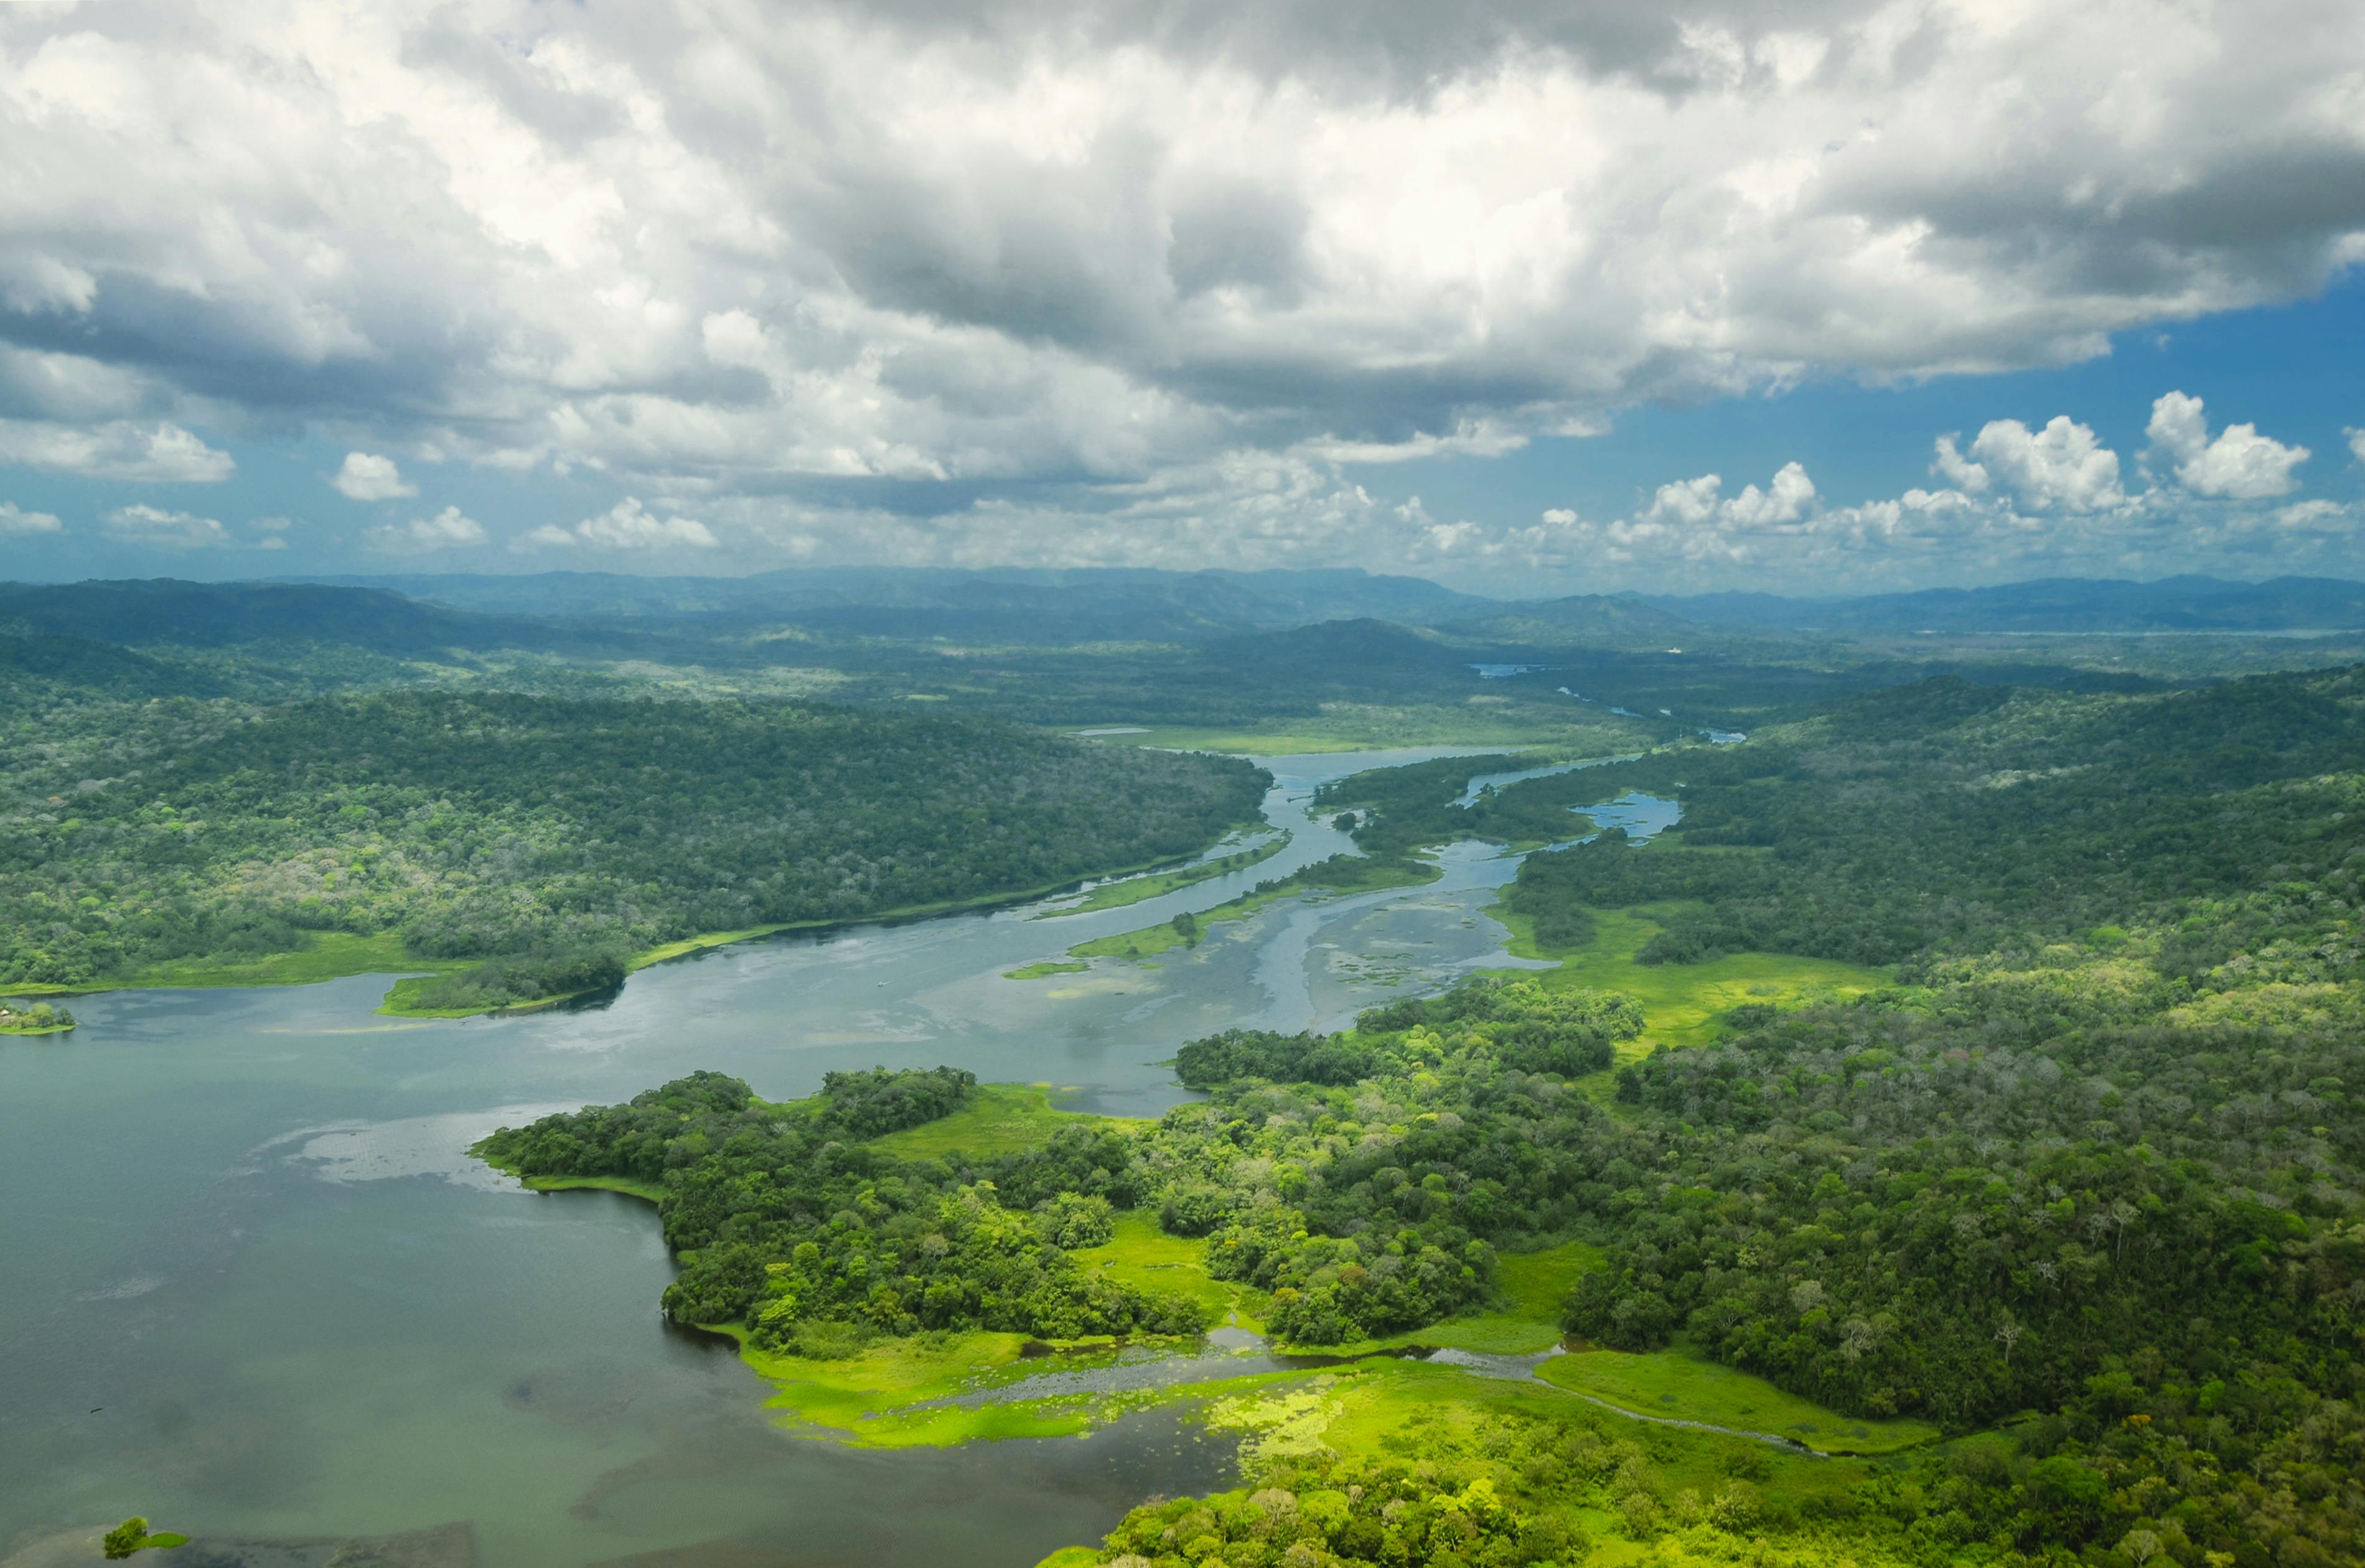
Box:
0, 689, 1266, 987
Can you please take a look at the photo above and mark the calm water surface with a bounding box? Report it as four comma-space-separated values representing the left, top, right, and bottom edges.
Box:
0, 749, 1660, 1566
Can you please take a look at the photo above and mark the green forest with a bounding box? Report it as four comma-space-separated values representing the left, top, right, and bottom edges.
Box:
0, 688, 1265, 999
480, 661, 2365, 1568
12, 579, 2365, 1566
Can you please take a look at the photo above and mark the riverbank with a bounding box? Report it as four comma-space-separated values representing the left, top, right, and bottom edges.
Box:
1, 814, 1276, 1022
1031, 832, 1291, 918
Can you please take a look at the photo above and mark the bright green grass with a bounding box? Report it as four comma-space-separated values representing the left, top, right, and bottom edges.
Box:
1493, 902, 1890, 1057
474, 1150, 668, 1205
868, 1083, 1140, 1160
519, 1173, 668, 1203
0, 931, 471, 999
1003, 961, 1091, 980
1304, 1358, 1896, 1536
1537, 1348, 1941, 1455
1029, 1352, 1934, 1567
1036, 834, 1291, 917
733, 1327, 1097, 1446
1070, 1213, 1268, 1332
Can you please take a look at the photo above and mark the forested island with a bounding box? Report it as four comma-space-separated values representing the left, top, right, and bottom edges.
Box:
0, 997, 75, 1034
484, 665, 2364, 1568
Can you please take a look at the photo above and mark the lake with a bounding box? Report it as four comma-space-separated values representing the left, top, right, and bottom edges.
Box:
0, 749, 1662, 1567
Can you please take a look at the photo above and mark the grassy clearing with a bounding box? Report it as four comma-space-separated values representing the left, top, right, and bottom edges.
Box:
1265, 1358, 1891, 1540
1072, 1213, 1268, 1332
1030, 1356, 1927, 1566
1035, 833, 1291, 917
733, 1327, 1098, 1446
517, 1172, 670, 1203
1336, 1239, 1599, 1356
869, 1083, 1140, 1160
1537, 1348, 1941, 1455
1492, 902, 1890, 1057
1004, 960, 1090, 980
474, 1149, 669, 1205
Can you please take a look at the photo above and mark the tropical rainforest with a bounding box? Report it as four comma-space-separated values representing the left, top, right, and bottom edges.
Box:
11, 575, 2365, 1568
480, 658, 2364, 1568
0, 688, 1265, 998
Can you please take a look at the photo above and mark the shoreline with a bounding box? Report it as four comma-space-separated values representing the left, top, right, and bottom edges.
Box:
3, 811, 1275, 1021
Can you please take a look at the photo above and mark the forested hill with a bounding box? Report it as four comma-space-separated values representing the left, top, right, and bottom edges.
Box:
0, 690, 1267, 989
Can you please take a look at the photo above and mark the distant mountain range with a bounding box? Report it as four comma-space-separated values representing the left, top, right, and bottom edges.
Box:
9, 573, 2365, 667
287, 566, 1496, 643
1639, 576, 2365, 635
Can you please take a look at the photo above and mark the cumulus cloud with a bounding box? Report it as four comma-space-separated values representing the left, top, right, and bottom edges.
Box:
526, 497, 718, 551
0, 500, 62, 534
366, 505, 487, 553
1637, 464, 1818, 533
332, 452, 417, 501
0, 419, 233, 482
0, 0, 2362, 543
1961, 417, 2124, 513
1507, 381, 2365, 589
2145, 392, 2310, 499
103, 503, 231, 548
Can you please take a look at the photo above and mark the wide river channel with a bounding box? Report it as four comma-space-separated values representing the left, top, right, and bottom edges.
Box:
0, 749, 1675, 1568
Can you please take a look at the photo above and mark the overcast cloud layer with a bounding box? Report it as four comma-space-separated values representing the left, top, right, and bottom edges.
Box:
4, 0, 2364, 589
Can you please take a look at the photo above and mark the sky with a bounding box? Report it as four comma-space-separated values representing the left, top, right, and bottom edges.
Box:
2, 0, 2364, 596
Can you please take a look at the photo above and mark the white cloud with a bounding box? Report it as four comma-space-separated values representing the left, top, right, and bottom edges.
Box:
0, 0, 2360, 537
0, 419, 233, 482
1720, 462, 1817, 527
526, 497, 718, 551
1964, 417, 2125, 513
1643, 475, 1725, 528
366, 505, 487, 553
2146, 391, 2309, 499
1932, 436, 1990, 494
103, 503, 230, 548
1636, 464, 1817, 534
332, 451, 416, 501
0, 501, 62, 535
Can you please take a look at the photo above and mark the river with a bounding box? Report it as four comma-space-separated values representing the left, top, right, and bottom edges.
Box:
0, 749, 1664, 1567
